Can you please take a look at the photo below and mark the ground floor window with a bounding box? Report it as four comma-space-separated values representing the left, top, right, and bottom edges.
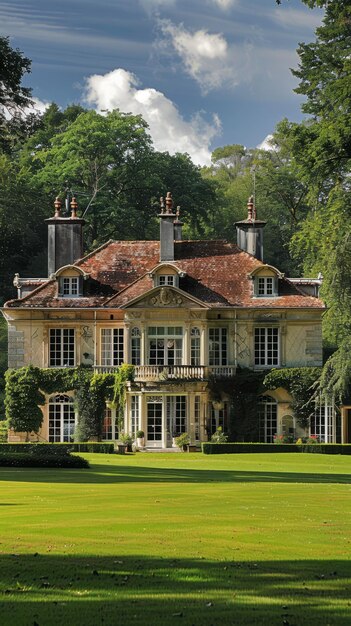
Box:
258, 395, 277, 443
102, 407, 119, 440
208, 403, 228, 437
310, 400, 340, 443
130, 395, 140, 437
49, 394, 75, 442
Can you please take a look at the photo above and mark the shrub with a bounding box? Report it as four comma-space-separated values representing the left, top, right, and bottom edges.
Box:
175, 433, 190, 448
211, 427, 228, 443
0, 452, 89, 467
0, 442, 114, 454
202, 443, 351, 455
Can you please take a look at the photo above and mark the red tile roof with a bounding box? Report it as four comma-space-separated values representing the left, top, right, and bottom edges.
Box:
4, 240, 325, 310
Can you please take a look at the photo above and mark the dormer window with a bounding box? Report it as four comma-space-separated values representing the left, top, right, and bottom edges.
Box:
62, 276, 79, 296
157, 275, 176, 287
258, 277, 274, 296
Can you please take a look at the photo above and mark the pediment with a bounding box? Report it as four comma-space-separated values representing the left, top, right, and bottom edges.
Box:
121, 286, 208, 309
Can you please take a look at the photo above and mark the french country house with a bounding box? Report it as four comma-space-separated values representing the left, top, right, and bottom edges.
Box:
2, 192, 344, 447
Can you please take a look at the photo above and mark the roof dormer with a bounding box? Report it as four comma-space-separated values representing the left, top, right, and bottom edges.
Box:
148, 263, 186, 289
54, 265, 89, 298
249, 265, 284, 298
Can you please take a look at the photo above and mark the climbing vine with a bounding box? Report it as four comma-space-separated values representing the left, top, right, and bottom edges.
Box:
263, 367, 322, 428
5, 365, 133, 440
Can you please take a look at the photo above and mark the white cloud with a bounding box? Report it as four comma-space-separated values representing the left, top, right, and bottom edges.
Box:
272, 7, 324, 31
158, 20, 239, 93
84, 68, 221, 165
2, 96, 50, 120
211, 0, 237, 9
257, 134, 277, 152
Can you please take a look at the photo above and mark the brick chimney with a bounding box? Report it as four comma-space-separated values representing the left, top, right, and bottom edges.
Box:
235, 196, 266, 261
174, 206, 183, 241
159, 192, 176, 261
45, 195, 85, 276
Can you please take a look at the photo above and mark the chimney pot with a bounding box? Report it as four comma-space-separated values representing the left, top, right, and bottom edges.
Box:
70, 196, 78, 218
54, 196, 62, 218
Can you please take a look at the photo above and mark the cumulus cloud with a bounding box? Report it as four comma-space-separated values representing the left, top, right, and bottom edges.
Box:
158, 20, 239, 93
84, 68, 221, 166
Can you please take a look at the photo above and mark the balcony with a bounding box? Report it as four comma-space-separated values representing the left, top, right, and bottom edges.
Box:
94, 365, 236, 381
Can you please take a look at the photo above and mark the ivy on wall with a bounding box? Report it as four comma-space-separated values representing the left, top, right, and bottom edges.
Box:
5, 365, 134, 441
263, 367, 322, 428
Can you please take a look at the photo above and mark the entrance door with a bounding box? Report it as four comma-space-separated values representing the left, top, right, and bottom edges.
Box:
147, 398, 163, 447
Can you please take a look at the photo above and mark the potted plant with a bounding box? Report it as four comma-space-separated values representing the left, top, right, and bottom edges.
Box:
175, 432, 190, 452
119, 432, 133, 452
136, 430, 145, 448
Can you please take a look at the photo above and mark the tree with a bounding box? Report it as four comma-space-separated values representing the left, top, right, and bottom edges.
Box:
0, 36, 32, 117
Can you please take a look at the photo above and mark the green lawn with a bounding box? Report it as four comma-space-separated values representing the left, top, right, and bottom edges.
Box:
0, 452, 350, 625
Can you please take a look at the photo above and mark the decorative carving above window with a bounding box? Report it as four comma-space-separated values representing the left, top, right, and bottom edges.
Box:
149, 288, 183, 307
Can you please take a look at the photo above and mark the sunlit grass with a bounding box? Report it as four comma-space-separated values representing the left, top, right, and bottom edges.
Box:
0, 452, 350, 624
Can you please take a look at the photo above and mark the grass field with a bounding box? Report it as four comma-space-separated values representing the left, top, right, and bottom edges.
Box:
0, 452, 350, 625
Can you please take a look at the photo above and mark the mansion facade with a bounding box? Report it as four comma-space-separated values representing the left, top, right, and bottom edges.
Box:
2, 193, 341, 447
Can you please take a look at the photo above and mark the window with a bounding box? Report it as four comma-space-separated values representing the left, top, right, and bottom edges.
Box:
208, 403, 228, 437
49, 394, 75, 442
258, 395, 277, 443
131, 327, 141, 365
102, 407, 118, 440
148, 327, 183, 365
310, 399, 337, 443
131, 395, 140, 437
209, 328, 227, 366
49, 328, 75, 366
191, 327, 201, 366
157, 275, 176, 286
61, 276, 80, 297
257, 276, 274, 296
166, 396, 187, 436
194, 396, 201, 440
101, 328, 124, 366
254, 327, 279, 366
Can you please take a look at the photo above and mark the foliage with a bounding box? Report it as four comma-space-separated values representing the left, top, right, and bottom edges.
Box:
112, 364, 135, 428
202, 442, 298, 454
119, 432, 133, 445
175, 432, 190, 448
0, 452, 89, 467
0, 419, 8, 442
0, 36, 32, 129
5, 366, 45, 436
210, 427, 228, 443
318, 338, 351, 403
136, 430, 144, 439
4, 365, 125, 441
263, 367, 322, 428
0, 442, 114, 454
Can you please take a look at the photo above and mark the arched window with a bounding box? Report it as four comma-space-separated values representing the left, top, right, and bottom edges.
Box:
131, 327, 141, 365
258, 395, 277, 443
191, 327, 200, 365
49, 394, 75, 442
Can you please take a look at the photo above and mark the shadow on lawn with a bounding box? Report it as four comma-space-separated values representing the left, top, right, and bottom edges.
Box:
0, 554, 350, 626
0, 463, 350, 485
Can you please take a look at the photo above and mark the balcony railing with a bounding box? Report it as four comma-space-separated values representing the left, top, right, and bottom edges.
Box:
94, 364, 236, 381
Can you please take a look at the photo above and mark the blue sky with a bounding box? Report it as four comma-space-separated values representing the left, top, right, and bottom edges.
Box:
1, 0, 323, 164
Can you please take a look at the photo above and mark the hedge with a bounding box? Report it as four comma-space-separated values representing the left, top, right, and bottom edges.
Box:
0, 442, 115, 455
201, 443, 351, 455
0, 453, 90, 468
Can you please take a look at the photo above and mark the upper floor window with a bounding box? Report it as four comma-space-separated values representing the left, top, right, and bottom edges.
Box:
60, 276, 81, 297
191, 327, 201, 366
101, 328, 124, 366
148, 326, 183, 365
156, 275, 176, 287
257, 277, 274, 297
254, 327, 279, 367
49, 328, 75, 367
209, 328, 227, 366
131, 327, 141, 365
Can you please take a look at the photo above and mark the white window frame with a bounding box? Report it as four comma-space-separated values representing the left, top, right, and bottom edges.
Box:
49, 328, 75, 367
310, 399, 336, 443
190, 327, 201, 366
257, 276, 274, 297
156, 274, 176, 287
258, 395, 277, 443
254, 327, 279, 367
101, 328, 124, 366
209, 328, 228, 366
102, 406, 119, 441
61, 276, 80, 297
148, 326, 183, 365
130, 327, 141, 365
48, 394, 76, 442
130, 395, 141, 437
